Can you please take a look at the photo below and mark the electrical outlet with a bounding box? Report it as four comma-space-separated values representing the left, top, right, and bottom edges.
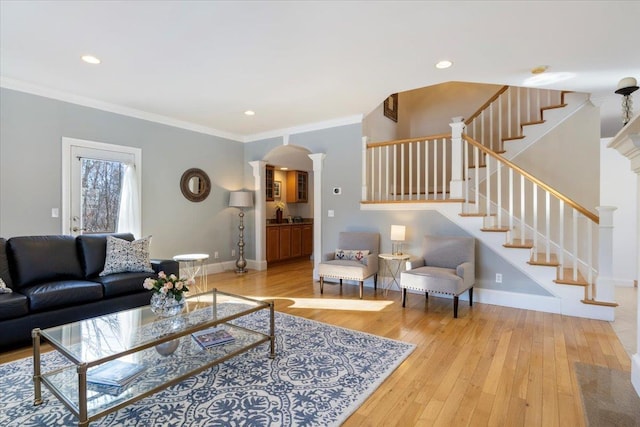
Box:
495, 273, 502, 283
231, 249, 236, 257
214, 251, 219, 259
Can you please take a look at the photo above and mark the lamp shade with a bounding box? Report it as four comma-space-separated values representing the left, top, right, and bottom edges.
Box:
390, 225, 406, 241
229, 191, 253, 208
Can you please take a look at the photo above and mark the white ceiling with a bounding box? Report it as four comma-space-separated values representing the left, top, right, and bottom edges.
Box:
1, 1, 639, 142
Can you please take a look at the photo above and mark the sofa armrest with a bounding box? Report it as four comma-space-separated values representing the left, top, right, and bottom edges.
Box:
364, 253, 378, 271
151, 259, 179, 276
406, 257, 425, 270
323, 252, 336, 262
456, 262, 475, 286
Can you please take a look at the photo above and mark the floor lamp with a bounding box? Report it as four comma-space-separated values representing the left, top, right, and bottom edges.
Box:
229, 191, 253, 273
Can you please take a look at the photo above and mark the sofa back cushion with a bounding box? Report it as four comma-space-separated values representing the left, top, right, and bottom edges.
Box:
0, 238, 13, 289
422, 235, 475, 270
7, 236, 84, 288
77, 233, 134, 278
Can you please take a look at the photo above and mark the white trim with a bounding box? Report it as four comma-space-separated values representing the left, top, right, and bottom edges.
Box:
61, 137, 142, 235
2, 77, 243, 142
633, 353, 640, 397
2, 77, 363, 144
309, 153, 326, 279
244, 115, 364, 143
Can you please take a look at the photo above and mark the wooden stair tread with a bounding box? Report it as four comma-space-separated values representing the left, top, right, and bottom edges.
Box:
468, 164, 487, 169
481, 226, 510, 232
521, 120, 545, 127
528, 252, 559, 266
504, 239, 533, 249
459, 213, 488, 217
502, 135, 525, 142
581, 299, 619, 307
541, 104, 567, 112
554, 267, 587, 285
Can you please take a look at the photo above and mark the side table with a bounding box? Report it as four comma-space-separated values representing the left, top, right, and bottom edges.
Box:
378, 253, 410, 296
172, 253, 209, 294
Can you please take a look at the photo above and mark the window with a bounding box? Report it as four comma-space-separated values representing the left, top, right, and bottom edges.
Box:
62, 138, 142, 237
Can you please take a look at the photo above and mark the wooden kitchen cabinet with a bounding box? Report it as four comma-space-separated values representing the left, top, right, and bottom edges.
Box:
266, 223, 313, 263
266, 226, 280, 262
286, 170, 308, 203
265, 165, 275, 201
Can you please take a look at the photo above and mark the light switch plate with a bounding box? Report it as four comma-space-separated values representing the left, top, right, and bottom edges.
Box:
328, 210, 335, 217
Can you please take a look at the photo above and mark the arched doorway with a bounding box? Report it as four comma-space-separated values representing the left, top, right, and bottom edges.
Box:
249, 145, 324, 276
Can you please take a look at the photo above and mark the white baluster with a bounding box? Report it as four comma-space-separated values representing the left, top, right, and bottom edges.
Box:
490, 102, 494, 151
417, 140, 421, 200
559, 200, 565, 268
393, 144, 397, 201
486, 155, 491, 217
520, 174, 525, 243
497, 161, 502, 226
572, 210, 578, 282
434, 138, 438, 200
508, 168, 513, 237
533, 184, 538, 262
442, 138, 447, 199
385, 145, 390, 201
545, 190, 550, 263
401, 143, 405, 200
507, 87, 512, 138
474, 146, 479, 213
425, 139, 430, 200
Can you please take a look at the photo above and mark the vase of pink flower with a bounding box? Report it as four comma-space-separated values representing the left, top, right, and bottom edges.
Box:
144, 271, 193, 317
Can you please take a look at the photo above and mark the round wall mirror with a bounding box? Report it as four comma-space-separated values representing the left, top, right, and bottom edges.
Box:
180, 168, 211, 202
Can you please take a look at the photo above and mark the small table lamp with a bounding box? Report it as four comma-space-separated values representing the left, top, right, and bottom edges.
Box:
390, 225, 406, 255
229, 191, 253, 273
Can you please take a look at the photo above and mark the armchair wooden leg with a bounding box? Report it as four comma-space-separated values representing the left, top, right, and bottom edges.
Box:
425, 292, 429, 300
402, 288, 407, 307
359, 281, 363, 299
453, 296, 459, 318
320, 276, 324, 294
339, 279, 343, 290
469, 287, 473, 306
374, 274, 378, 291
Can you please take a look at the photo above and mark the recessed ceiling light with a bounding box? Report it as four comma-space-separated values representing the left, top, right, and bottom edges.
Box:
81, 55, 101, 65
531, 65, 548, 74
280, 167, 289, 170
244, 110, 255, 116
435, 60, 453, 69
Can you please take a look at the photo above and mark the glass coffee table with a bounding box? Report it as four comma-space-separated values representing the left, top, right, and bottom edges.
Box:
32, 289, 275, 426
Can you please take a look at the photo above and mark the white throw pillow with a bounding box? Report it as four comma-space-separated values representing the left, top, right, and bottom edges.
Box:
335, 249, 370, 263
100, 236, 154, 276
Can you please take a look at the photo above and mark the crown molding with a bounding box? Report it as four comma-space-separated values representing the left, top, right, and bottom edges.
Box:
0, 77, 244, 142
1, 77, 363, 144
243, 114, 364, 143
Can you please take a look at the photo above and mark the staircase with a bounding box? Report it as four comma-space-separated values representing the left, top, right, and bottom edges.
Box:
361, 85, 617, 321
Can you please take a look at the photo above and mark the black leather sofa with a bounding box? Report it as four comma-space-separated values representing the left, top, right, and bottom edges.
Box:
0, 233, 178, 351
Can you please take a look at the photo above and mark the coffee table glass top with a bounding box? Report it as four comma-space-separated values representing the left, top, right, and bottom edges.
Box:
35, 290, 274, 422
40, 290, 268, 364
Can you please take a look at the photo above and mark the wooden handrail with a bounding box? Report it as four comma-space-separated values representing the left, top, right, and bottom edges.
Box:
367, 133, 452, 148
464, 86, 509, 125
463, 135, 599, 224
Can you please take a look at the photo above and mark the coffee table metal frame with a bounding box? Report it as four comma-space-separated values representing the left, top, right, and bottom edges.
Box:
32, 289, 275, 426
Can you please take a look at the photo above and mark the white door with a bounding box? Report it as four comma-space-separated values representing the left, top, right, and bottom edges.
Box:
62, 138, 141, 236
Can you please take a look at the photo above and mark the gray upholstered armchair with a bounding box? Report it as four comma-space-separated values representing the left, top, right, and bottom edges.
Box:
317, 232, 380, 299
400, 235, 475, 318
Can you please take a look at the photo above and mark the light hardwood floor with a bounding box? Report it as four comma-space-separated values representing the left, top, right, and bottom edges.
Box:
1, 259, 631, 426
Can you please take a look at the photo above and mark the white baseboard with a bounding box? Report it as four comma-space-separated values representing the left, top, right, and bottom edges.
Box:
614, 279, 638, 288
404, 287, 562, 314
632, 353, 640, 398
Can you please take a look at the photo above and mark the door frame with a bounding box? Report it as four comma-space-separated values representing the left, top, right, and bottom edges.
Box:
61, 137, 142, 235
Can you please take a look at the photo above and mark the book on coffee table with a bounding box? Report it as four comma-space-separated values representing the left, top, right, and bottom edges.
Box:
87, 360, 146, 388
192, 327, 235, 348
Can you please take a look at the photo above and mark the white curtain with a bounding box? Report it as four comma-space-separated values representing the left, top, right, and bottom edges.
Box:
117, 164, 141, 238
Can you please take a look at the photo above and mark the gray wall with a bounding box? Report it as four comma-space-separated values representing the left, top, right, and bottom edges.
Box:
245, 123, 550, 295
0, 88, 244, 260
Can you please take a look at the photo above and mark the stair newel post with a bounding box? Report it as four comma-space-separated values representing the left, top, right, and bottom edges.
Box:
449, 117, 465, 199
594, 206, 618, 304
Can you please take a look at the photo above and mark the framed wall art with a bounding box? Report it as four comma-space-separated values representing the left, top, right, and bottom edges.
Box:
384, 93, 398, 122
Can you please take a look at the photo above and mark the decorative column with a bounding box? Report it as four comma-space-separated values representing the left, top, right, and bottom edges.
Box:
595, 206, 617, 303
449, 117, 465, 198
249, 161, 267, 270
309, 153, 326, 279
606, 116, 640, 398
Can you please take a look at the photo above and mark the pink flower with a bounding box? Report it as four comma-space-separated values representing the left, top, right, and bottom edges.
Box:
175, 282, 184, 290
169, 274, 177, 281
158, 271, 167, 279
143, 278, 155, 290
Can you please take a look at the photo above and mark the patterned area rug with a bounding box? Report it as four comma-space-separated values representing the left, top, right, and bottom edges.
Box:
0, 311, 415, 426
